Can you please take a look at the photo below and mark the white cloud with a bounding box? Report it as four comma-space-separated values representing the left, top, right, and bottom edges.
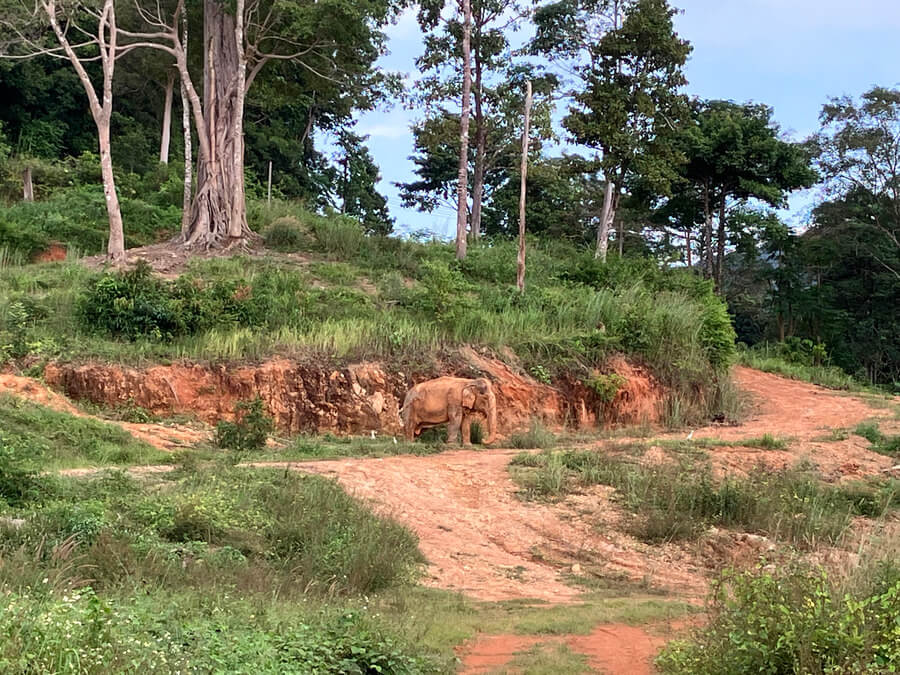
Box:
359, 123, 411, 139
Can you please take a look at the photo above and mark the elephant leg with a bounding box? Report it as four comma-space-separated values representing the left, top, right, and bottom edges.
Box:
461, 416, 472, 445
404, 414, 416, 442
447, 410, 462, 444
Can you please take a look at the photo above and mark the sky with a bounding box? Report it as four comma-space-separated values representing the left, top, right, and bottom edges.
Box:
353, 0, 900, 237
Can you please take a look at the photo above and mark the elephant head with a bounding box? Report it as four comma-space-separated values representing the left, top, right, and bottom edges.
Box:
461, 377, 497, 444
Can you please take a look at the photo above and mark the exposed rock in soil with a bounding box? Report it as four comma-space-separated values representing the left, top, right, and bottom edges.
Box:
44, 351, 664, 437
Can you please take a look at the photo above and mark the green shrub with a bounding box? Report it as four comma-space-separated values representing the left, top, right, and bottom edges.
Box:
215, 397, 273, 454
263, 215, 312, 251
0, 430, 44, 507
584, 373, 626, 403
657, 564, 900, 674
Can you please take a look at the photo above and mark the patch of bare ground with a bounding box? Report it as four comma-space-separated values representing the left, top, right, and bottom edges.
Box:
79, 241, 313, 278
0, 373, 208, 451
275, 451, 708, 603
457, 617, 701, 675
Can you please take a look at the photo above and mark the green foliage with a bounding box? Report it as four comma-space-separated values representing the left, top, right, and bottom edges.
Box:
657, 563, 900, 674
737, 344, 865, 391
215, 397, 274, 454
0, 429, 44, 507
584, 373, 626, 402
0, 589, 436, 674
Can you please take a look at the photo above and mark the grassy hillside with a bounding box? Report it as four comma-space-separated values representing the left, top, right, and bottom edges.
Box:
0, 199, 737, 425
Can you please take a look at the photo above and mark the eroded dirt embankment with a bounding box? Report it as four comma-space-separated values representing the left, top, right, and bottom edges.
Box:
43, 349, 663, 437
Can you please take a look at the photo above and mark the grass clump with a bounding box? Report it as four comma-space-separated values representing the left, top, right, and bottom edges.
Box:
739, 433, 788, 450
509, 420, 557, 449
854, 421, 900, 456
513, 450, 895, 546
657, 559, 900, 674
738, 343, 870, 392
262, 215, 312, 251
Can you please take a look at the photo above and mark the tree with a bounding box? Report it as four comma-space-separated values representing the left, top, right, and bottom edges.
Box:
1, 0, 127, 261
813, 86, 900, 279
334, 131, 394, 235
123, 0, 399, 249
455, 0, 473, 259
534, 0, 691, 262
668, 100, 816, 289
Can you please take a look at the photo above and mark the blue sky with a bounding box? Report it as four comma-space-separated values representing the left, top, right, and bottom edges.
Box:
353, 0, 900, 237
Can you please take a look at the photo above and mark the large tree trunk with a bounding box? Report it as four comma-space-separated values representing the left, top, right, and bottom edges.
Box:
470, 38, 485, 240
180, 72, 193, 237
185, 0, 251, 248
454, 0, 473, 260
22, 166, 34, 202
159, 69, 175, 164
595, 180, 614, 262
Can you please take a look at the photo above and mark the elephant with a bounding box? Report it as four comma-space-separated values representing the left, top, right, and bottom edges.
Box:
400, 377, 497, 445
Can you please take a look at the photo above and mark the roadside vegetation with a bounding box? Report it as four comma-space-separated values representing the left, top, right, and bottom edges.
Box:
510, 448, 900, 546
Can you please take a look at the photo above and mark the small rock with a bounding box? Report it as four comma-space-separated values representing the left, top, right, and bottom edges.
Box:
571, 563, 582, 575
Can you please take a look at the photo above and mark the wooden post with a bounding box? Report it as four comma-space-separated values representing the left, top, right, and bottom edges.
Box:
516, 81, 532, 293
267, 160, 273, 209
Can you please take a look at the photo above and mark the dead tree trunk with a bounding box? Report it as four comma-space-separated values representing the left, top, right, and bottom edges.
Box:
159, 69, 175, 164
685, 228, 692, 268
455, 0, 473, 260
516, 81, 532, 293
470, 32, 485, 241
22, 166, 34, 202
595, 180, 614, 261
185, 0, 251, 248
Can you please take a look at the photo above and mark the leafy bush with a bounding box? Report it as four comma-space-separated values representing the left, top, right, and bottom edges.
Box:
215, 397, 273, 454
657, 564, 900, 674
263, 215, 312, 251
584, 373, 626, 402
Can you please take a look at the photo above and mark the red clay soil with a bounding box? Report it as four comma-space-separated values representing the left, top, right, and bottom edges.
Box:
458, 619, 699, 675
0, 373, 207, 451
283, 449, 707, 602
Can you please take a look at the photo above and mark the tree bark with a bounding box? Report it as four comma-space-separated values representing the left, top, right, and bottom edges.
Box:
470, 30, 486, 241
44, 0, 125, 262
714, 195, 726, 291
185, 0, 252, 248
702, 182, 714, 278
22, 166, 34, 202
455, 0, 473, 260
685, 228, 692, 268
159, 69, 175, 164
517, 81, 532, 293
595, 180, 614, 261
180, 20, 193, 238
617, 217, 624, 257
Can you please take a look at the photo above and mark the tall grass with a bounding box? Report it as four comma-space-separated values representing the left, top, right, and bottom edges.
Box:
513, 449, 896, 547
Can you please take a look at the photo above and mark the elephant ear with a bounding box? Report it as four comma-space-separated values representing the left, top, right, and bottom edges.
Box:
461, 384, 477, 409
